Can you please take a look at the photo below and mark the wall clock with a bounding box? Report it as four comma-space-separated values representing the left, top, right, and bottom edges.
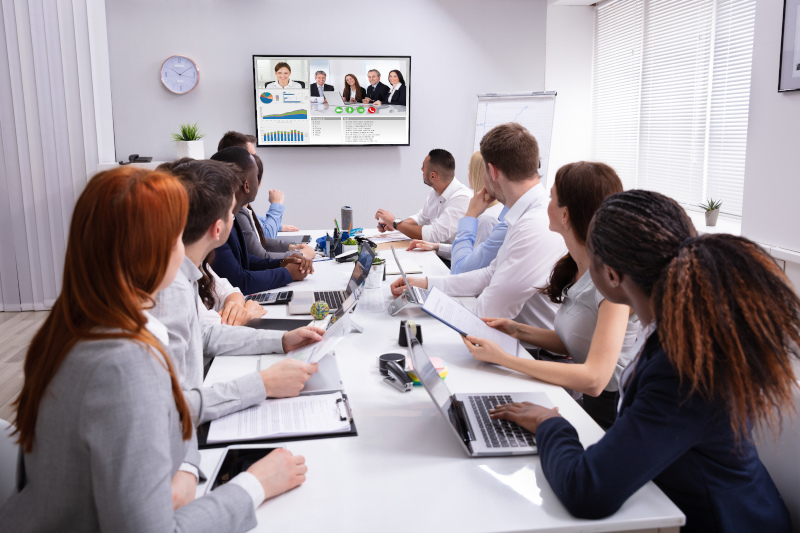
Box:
160, 55, 199, 95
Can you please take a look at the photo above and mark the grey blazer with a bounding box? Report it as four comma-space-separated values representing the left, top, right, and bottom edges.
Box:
0, 334, 257, 532
236, 207, 292, 260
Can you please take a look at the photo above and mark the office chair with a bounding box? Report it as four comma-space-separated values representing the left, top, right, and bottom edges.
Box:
0, 420, 17, 506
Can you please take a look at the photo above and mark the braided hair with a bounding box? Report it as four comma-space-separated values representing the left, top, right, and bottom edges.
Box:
588, 190, 800, 438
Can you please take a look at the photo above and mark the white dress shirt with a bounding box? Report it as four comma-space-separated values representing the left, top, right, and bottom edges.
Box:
387, 82, 402, 102
409, 179, 472, 244
265, 80, 302, 89
427, 182, 566, 329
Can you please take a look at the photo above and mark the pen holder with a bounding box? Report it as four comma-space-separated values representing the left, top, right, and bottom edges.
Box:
398, 320, 423, 347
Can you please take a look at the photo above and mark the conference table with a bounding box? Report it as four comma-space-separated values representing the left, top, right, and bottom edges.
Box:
196, 230, 685, 533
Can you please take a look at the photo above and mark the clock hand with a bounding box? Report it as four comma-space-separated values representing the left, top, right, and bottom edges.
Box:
168, 67, 181, 75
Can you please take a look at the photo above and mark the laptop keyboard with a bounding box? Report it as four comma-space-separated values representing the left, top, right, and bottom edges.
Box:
247, 291, 290, 304
468, 395, 535, 449
314, 291, 344, 310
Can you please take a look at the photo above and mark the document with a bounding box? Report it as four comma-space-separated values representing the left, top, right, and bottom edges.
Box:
285, 312, 350, 364
384, 257, 423, 275
206, 391, 351, 444
366, 231, 409, 244
422, 287, 520, 356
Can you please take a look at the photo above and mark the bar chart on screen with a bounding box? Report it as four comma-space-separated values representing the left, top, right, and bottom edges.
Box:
261, 120, 309, 144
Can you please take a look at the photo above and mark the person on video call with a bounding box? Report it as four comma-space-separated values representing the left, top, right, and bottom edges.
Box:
310, 70, 333, 97
381, 70, 406, 106
363, 69, 390, 104
375, 148, 471, 243
265, 62, 302, 89
343, 74, 366, 103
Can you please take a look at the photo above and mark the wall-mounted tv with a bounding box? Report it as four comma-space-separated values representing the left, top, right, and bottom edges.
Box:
253, 55, 410, 147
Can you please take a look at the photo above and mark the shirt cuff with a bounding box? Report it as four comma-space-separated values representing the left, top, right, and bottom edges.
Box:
229, 471, 265, 510
178, 462, 199, 481
437, 244, 452, 259
457, 216, 479, 233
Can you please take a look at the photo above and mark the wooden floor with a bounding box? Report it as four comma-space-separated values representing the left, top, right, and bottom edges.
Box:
0, 311, 49, 422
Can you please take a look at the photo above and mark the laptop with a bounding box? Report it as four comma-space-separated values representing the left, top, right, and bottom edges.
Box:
387, 245, 430, 315
286, 244, 376, 315
278, 235, 311, 244
406, 322, 553, 456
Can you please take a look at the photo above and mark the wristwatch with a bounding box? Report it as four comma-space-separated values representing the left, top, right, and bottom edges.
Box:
393, 218, 402, 229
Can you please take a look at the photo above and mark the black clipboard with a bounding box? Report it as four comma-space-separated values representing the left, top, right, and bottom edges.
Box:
196, 392, 357, 450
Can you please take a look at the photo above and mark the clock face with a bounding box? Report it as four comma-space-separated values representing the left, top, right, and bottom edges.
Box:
160, 55, 199, 95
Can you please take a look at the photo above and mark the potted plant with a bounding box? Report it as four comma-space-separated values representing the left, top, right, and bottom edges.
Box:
172, 122, 205, 159
342, 238, 359, 255
700, 198, 722, 227
365, 257, 385, 289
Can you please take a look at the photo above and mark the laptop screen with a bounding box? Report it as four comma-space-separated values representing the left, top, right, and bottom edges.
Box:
345, 245, 376, 298
407, 325, 452, 409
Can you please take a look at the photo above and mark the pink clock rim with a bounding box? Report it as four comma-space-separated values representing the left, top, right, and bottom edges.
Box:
160, 55, 199, 95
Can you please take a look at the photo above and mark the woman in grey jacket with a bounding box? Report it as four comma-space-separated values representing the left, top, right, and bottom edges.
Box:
0, 167, 306, 532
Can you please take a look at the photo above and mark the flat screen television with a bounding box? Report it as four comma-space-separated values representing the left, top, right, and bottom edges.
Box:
253, 55, 410, 146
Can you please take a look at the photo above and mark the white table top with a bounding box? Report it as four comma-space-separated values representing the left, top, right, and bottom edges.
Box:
197, 232, 684, 533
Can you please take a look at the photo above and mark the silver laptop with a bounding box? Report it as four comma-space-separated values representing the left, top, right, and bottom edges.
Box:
287, 244, 376, 315
406, 322, 553, 456
387, 245, 430, 315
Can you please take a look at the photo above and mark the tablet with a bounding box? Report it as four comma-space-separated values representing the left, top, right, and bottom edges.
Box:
206, 445, 283, 493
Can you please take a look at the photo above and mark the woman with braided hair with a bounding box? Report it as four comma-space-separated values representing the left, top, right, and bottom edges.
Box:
489, 190, 795, 531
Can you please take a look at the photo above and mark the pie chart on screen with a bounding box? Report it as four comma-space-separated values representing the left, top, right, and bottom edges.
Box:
260, 92, 274, 104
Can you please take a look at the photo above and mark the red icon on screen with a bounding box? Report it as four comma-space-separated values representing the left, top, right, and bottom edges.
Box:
368, 107, 376, 114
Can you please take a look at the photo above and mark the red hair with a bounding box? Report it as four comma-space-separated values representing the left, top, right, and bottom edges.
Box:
14, 167, 193, 451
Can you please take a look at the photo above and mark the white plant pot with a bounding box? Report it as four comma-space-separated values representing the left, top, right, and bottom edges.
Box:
176, 140, 204, 160
364, 263, 384, 289
342, 244, 359, 255
705, 209, 720, 226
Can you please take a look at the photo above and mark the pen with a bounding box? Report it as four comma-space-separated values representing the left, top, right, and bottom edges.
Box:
335, 219, 340, 232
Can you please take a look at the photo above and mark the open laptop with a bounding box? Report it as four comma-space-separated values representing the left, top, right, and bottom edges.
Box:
286, 244, 376, 315
406, 322, 553, 456
388, 245, 430, 315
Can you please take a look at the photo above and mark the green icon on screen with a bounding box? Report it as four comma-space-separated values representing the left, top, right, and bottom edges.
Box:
335, 107, 343, 113
346, 107, 354, 113
357, 107, 365, 114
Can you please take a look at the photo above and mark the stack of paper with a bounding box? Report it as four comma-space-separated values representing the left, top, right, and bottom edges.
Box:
206, 391, 350, 444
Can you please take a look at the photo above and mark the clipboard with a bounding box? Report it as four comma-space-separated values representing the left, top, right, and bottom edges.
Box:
196, 392, 357, 449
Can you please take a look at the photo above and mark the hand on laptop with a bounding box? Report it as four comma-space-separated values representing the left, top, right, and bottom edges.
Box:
466, 186, 497, 218
260, 358, 319, 398
407, 240, 439, 252
218, 299, 267, 326
489, 402, 561, 434
247, 448, 307, 501
390, 276, 428, 297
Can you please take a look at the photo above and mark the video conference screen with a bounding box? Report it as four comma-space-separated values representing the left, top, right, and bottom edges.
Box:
253, 55, 410, 146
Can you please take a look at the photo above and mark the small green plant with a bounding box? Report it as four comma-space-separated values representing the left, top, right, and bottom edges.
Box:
171, 122, 205, 142
699, 198, 722, 211
372, 257, 385, 265
343, 238, 358, 245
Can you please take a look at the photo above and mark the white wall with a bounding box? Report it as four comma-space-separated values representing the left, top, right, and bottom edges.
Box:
545, 4, 595, 177
105, 0, 548, 229
741, 1, 800, 254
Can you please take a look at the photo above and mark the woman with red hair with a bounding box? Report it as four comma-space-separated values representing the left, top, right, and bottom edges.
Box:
0, 167, 306, 532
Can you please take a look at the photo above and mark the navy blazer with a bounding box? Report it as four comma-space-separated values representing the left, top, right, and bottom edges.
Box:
535, 331, 790, 532
310, 83, 334, 97
210, 219, 292, 295
386, 85, 406, 105
365, 82, 390, 103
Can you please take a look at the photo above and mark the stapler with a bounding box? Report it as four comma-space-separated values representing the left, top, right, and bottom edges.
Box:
384, 360, 413, 392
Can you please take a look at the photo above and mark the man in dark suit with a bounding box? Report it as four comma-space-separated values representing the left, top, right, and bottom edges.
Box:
310, 71, 334, 97
363, 69, 390, 104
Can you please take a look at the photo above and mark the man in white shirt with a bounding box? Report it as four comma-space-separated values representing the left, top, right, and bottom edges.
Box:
375, 148, 471, 243
390, 124, 566, 329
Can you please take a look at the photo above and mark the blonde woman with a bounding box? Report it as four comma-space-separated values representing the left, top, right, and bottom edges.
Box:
407, 151, 509, 274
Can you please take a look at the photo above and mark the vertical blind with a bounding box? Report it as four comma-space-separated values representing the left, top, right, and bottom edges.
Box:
0, 0, 114, 311
592, 0, 755, 216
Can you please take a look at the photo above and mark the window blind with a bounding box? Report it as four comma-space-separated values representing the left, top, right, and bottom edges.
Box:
592, 0, 755, 216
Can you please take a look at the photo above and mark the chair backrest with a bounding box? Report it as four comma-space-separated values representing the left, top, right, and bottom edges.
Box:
0, 420, 18, 506
754, 381, 800, 532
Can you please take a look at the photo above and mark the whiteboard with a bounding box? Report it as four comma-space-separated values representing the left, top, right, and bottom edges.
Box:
474, 92, 557, 185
